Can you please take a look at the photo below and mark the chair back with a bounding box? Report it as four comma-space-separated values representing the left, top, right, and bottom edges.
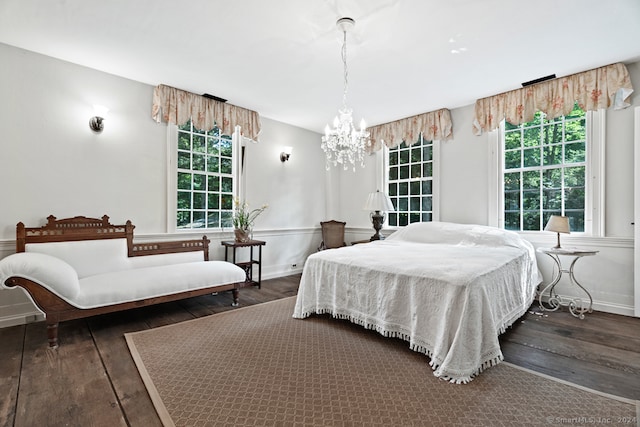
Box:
319, 220, 346, 250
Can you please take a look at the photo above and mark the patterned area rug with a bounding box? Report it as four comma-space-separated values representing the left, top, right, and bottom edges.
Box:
126, 297, 638, 427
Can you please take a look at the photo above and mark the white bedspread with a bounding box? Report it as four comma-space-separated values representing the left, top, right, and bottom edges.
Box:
293, 222, 541, 383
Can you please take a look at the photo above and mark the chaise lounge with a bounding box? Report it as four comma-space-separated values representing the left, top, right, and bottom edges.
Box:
0, 215, 247, 348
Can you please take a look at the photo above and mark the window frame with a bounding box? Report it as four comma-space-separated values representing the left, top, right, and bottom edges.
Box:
381, 136, 441, 229
167, 123, 244, 233
488, 109, 605, 236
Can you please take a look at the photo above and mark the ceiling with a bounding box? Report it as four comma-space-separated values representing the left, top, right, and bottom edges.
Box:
2, 0, 640, 133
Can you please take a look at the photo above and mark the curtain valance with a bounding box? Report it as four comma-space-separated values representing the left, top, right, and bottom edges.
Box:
367, 108, 453, 152
151, 84, 261, 141
472, 62, 633, 135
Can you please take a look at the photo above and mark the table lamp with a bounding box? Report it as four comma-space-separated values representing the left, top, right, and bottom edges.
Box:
363, 190, 394, 241
544, 215, 570, 248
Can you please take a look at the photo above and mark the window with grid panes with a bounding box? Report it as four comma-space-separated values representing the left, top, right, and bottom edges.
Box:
388, 136, 433, 226
176, 120, 234, 229
503, 103, 586, 232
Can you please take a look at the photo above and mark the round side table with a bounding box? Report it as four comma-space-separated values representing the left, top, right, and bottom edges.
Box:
537, 247, 598, 319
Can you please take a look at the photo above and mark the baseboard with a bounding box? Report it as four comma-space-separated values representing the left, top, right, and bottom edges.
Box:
0, 307, 44, 328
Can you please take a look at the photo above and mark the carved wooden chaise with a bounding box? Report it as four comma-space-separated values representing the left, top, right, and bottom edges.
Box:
0, 215, 246, 348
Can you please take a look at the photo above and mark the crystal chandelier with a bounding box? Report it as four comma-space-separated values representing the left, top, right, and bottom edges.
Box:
321, 17, 370, 171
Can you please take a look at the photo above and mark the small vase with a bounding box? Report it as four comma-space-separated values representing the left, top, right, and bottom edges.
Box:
234, 228, 251, 243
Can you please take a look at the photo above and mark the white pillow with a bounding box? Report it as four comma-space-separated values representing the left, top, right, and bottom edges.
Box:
26, 239, 130, 278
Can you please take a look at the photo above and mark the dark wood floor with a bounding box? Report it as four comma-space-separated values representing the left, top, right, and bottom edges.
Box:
1, 274, 638, 426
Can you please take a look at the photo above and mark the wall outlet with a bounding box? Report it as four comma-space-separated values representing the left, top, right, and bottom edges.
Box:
291, 263, 297, 268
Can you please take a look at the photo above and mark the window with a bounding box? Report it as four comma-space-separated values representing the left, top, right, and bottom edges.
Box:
175, 120, 236, 230
387, 136, 437, 226
500, 103, 602, 233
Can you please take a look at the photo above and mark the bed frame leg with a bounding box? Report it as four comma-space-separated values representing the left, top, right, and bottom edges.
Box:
231, 289, 239, 307
46, 322, 59, 349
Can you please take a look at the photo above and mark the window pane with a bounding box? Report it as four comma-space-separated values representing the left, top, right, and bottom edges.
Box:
505, 150, 521, 169
565, 142, 585, 163
389, 166, 399, 181
543, 123, 562, 145
177, 172, 191, 190
193, 173, 205, 190
398, 197, 408, 211
388, 183, 398, 196
178, 132, 190, 150
411, 147, 421, 163
193, 135, 205, 153
410, 197, 420, 211
523, 211, 540, 230
399, 150, 410, 164
221, 176, 233, 192
178, 152, 191, 169
409, 181, 420, 195
193, 192, 206, 209
422, 163, 432, 177
421, 180, 432, 195
504, 212, 520, 230
193, 154, 205, 171
177, 191, 191, 209
504, 172, 520, 191
206, 212, 220, 228
207, 156, 219, 173
523, 127, 541, 147
421, 196, 432, 211
565, 119, 585, 141
523, 148, 540, 168
422, 146, 432, 161
399, 182, 408, 196
399, 165, 409, 179
543, 144, 562, 166
504, 131, 521, 150
220, 158, 232, 174
221, 194, 233, 210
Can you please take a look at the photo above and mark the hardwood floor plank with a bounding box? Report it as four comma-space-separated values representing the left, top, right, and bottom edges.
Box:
16, 320, 127, 427
0, 325, 24, 427
501, 339, 640, 400
88, 311, 163, 427
504, 318, 640, 375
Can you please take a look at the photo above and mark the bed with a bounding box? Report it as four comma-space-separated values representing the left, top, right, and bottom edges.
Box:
293, 221, 541, 383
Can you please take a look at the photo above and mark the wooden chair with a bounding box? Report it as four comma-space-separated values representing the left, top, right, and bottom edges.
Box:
318, 220, 346, 250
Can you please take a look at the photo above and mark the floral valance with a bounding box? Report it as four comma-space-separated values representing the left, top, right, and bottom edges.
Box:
367, 108, 453, 152
472, 62, 634, 135
151, 84, 261, 141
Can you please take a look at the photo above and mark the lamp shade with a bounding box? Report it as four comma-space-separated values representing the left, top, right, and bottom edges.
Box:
363, 191, 394, 212
544, 215, 570, 234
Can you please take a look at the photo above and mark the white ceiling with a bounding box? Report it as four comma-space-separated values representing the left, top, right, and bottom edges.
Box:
2, 0, 640, 133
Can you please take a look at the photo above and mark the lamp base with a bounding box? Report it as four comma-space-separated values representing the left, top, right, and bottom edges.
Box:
369, 210, 385, 241
553, 232, 562, 249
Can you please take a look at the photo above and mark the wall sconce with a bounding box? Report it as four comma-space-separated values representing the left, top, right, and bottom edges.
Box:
89, 105, 109, 133
280, 146, 293, 162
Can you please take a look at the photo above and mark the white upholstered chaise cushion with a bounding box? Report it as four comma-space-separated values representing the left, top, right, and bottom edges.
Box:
0, 252, 81, 301
75, 261, 246, 309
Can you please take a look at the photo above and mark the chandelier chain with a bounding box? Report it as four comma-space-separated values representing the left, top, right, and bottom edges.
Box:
342, 29, 348, 109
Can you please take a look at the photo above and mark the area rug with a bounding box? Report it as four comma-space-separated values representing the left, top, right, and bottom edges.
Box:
125, 297, 638, 427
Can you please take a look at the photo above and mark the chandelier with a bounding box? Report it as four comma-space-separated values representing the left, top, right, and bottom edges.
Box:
321, 17, 370, 171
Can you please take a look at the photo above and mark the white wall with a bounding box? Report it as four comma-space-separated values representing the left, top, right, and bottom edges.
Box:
0, 43, 326, 326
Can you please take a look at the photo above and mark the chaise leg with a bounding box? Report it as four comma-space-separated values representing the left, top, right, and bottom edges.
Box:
231, 289, 239, 307
46, 321, 59, 349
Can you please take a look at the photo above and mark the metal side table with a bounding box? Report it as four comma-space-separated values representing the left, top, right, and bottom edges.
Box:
537, 247, 598, 319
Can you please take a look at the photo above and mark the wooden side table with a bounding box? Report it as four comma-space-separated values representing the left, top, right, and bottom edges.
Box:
537, 247, 598, 319
221, 240, 266, 288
